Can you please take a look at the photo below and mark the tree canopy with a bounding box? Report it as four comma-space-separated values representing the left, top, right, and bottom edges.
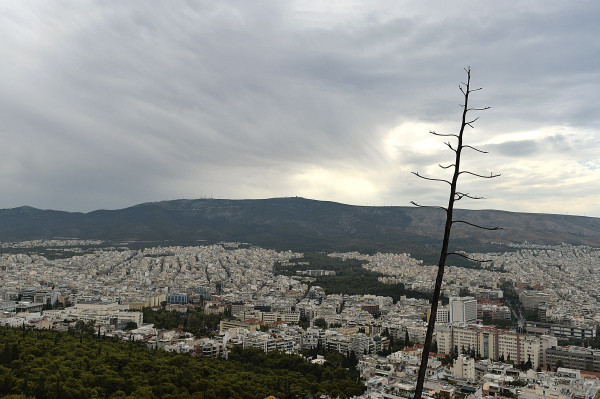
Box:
0, 326, 365, 399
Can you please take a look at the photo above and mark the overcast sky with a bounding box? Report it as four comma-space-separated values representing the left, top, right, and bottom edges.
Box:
1, 1, 599, 216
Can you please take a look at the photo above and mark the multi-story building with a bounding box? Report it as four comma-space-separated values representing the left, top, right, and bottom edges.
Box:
480, 304, 511, 320
449, 297, 478, 324
325, 332, 371, 355
219, 319, 261, 333
519, 291, 551, 310
261, 311, 300, 324
301, 328, 325, 350
145, 294, 166, 308
546, 346, 600, 372
384, 322, 428, 344
242, 333, 297, 353
192, 339, 227, 358
166, 293, 189, 305
43, 302, 143, 326
0, 301, 16, 312
15, 302, 44, 313
231, 301, 247, 317
451, 355, 476, 381
525, 321, 597, 340
33, 290, 59, 305
19, 288, 36, 302
436, 324, 557, 368
436, 306, 450, 324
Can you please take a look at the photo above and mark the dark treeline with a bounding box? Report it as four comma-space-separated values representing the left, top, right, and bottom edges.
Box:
142, 308, 225, 337
276, 253, 445, 303
0, 326, 365, 399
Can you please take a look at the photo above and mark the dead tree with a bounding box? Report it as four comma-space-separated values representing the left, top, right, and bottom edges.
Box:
412, 67, 500, 399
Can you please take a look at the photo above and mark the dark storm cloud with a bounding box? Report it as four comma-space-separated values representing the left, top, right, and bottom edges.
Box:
0, 1, 599, 214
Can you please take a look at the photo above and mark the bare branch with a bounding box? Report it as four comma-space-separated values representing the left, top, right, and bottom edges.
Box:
429, 130, 458, 138
410, 201, 447, 212
444, 141, 456, 152
455, 192, 486, 201
459, 170, 501, 179
447, 252, 492, 263
438, 163, 455, 169
466, 117, 480, 124
414, 67, 498, 399
452, 220, 502, 231
467, 106, 491, 111
462, 145, 488, 154
411, 172, 451, 185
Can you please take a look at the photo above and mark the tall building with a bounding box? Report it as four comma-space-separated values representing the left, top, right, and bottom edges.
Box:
436, 324, 557, 369
449, 297, 478, 324
436, 306, 450, 323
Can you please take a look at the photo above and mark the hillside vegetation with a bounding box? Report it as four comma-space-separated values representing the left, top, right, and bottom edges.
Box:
0, 326, 364, 399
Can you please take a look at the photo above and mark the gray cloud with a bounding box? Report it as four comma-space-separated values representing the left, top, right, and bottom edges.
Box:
0, 1, 599, 215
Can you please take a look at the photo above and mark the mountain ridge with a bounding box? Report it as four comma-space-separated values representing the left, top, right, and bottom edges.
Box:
0, 198, 599, 261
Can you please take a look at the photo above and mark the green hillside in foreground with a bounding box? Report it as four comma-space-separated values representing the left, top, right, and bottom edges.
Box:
0, 327, 364, 399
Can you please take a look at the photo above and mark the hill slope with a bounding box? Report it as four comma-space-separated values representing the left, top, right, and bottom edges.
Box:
0, 198, 599, 259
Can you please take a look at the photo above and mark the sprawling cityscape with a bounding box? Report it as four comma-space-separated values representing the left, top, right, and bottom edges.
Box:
2, 1, 600, 398
1, 239, 599, 398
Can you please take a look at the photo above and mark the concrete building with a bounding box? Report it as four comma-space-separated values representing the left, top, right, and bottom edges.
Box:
449, 297, 477, 324
546, 346, 600, 372
525, 321, 597, 340
261, 311, 300, 324
145, 294, 166, 307
15, 302, 44, 313
43, 302, 143, 326
452, 355, 476, 382
219, 319, 260, 333
436, 306, 450, 324
436, 324, 557, 368
166, 293, 189, 305
520, 291, 551, 310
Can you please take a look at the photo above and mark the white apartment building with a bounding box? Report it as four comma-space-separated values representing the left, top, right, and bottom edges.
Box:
449, 297, 478, 324
261, 311, 300, 324
452, 355, 476, 381
239, 310, 300, 324
436, 324, 557, 369
242, 333, 297, 353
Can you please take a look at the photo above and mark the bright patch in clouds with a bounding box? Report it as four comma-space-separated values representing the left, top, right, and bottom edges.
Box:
293, 166, 383, 205
0, 1, 599, 216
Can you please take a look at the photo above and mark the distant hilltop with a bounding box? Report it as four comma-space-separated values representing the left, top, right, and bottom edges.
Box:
0, 197, 599, 262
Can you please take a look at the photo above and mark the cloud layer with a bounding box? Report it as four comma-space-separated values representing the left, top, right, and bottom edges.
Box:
1, 1, 599, 216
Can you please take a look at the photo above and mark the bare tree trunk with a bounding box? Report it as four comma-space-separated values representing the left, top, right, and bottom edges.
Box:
412, 68, 499, 398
